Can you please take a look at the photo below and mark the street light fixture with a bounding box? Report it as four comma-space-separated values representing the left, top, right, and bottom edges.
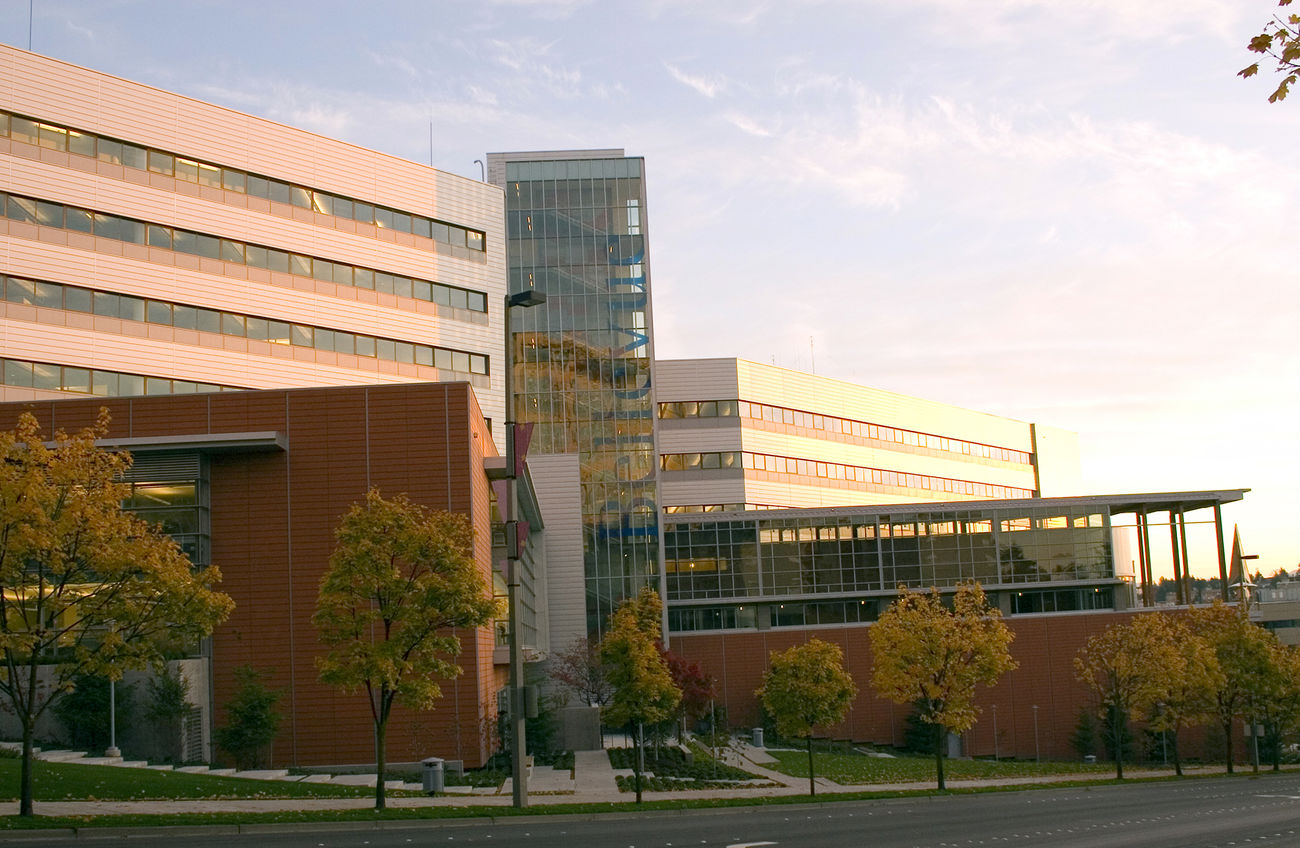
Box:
504, 288, 546, 809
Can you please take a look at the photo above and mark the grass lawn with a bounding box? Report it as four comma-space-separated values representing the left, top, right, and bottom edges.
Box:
767, 750, 1115, 784
0, 758, 393, 801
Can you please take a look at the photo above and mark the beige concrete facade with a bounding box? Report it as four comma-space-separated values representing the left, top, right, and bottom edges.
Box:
656, 357, 1080, 512
0, 45, 507, 443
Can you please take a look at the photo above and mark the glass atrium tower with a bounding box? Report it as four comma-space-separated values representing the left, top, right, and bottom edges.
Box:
486, 150, 661, 636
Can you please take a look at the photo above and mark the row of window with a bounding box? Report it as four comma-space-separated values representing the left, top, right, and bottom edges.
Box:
666, 588, 1117, 633
2, 191, 488, 313
659, 399, 1032, 465
1, 110, 486, 252
0, 356, 238, 396
1, 273, 490, 376
747, 513, 1104, 543
660, 450, 1035, 500
663, 503, 767, 514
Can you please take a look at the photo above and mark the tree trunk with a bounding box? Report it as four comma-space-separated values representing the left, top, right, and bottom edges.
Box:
1112, 705, 1123, 780
1224, 717, 1234, 774
632, 723, 643, 804
934, 722, 946, 791
20, 720, 34, 817
807, 736, 816, 797
1171, 728, 1182, 777
374, 709, 388, 810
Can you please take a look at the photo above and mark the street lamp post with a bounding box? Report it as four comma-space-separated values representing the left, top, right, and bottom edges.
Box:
1032, 705, 1039, 763
992, 704, 998, 761
504, 289, 545, 810
105, 678, 120, 758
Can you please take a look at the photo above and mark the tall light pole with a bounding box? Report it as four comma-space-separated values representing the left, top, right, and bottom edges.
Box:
1032, 705, 1039, 763
992, 704, 998, 761
504, 288, 545, 809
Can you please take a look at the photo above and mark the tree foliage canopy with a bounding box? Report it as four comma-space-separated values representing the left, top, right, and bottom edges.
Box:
598, 588, 679, 731
1074, 613, 1182, 778
313, 489, 498, 808
548, 635, 612, 707
1240, 0, 1300, 101
871, 584, 1015, 736
756, 638, 856, 740
0, 411, 233, 815
756, 637, 855, 796
871, 583, 1014, 790
1189, 602, 1281, 772
598, 588, 679, 803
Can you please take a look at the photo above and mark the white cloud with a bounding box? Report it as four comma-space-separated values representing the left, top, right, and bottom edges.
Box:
723, 111, 771, 137
664, 63, 728, 98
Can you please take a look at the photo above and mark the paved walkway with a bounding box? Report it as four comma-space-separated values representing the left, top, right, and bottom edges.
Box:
0, 740, 1240, 818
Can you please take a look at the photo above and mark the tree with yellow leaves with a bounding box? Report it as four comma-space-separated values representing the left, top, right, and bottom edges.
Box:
1137, 614, 1222, 777
313, 489, 499, 810
1074, 613, 1180, 779
1240, 0, 1300, 101
0, 411, 233, 817
756, 638, 856, 796
871, 584, 1015, 790
598, 588, 679, 804
1190, 602, 1281, 773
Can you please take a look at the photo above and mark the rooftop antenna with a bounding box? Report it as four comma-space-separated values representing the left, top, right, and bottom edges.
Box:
474, 159, 485, 181
428, 119, 433, 168
810, 336, 815, 375
29, 0, 34, 50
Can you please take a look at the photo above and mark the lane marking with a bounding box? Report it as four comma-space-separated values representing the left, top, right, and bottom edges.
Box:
727, 843, 778, 848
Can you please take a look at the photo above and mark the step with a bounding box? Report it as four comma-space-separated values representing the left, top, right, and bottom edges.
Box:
329, 774, 377, 786
175, 766, 212, 774
36, 750, 88, 763
232, 769, 289, 780
144, 764, 175, 771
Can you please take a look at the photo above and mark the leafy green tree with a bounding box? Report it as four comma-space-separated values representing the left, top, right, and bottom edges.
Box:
1190, 602, 1280, 773
52, 674, 134, 752
0, 411, 233, 816
313, 489, 499, 810
756, 638, 856, 796
145, 666, 192, 763
1070, 707, 1098, 760
1257, 643, 1300, 771
871, 583, 1015, 790
598, 588, 680, 804
1240, 0, 1300, 101
1074, 613, 1179, 779
215, 664, 282, 770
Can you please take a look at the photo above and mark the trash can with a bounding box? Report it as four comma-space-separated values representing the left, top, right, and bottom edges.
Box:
421, 757, 445, 795
752, 727, 764, 748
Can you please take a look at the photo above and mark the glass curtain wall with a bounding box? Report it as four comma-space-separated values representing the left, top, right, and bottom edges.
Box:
496, 154, 660, 636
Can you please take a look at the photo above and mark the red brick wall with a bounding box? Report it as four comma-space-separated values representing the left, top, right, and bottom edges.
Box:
672, 609, 1220, 762
0, 383, 501, 768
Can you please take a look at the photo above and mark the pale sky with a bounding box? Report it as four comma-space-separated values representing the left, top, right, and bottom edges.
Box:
2, 0, 1296, 577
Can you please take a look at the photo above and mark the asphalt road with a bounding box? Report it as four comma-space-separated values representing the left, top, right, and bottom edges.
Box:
13, 771, 1300, 847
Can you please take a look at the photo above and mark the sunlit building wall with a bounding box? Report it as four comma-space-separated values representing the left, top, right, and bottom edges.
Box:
657, 357, 1081, 514
0, 45, 507, 441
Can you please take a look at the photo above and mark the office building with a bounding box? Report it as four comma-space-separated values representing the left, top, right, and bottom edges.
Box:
0, 45, 507, 442
657, 357, 1080, 514
664, 489, 1246, 759
487, 150, 660, 643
